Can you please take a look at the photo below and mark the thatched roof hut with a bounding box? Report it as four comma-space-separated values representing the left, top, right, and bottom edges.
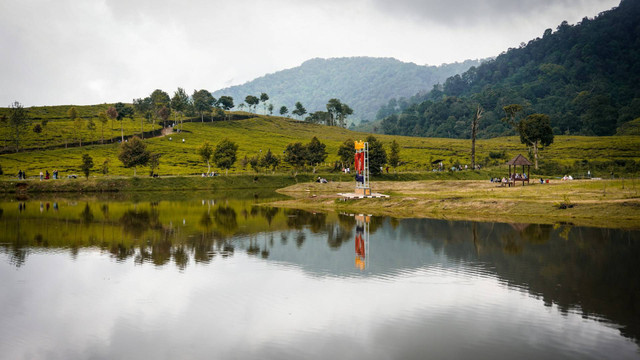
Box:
506, 154, 534, 166
506, 154, 532, 186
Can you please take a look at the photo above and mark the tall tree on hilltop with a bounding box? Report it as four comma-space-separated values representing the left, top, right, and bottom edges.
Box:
292, 102, 307, 120
106, 106, 118, 143
133, 97, 153, 138
8, 101, 29, 153
115, 102, 134, 142
192, 89, 214, 123
172, 88, 191, 128
260, 93, 269, 114
150, 89, 171, 129
67, 107, 82, 146
279, 106, 289, 117
518, 113, 554, 170
97, 111, 108, 144
217, 96, 234, 120
245, 95, 259, 113
326, 99, 353, 127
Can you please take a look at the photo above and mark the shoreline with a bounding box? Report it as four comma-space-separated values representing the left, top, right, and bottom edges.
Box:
269, 179, 640, 230
1, 176, 639, 230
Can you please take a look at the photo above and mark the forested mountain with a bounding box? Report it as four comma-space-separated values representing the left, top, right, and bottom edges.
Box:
212, 57, 482, 124
379, 0, 640, 139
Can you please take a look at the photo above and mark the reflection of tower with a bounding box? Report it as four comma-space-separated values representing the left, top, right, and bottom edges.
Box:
354, 141, 371, 196
354, 214, 370, 270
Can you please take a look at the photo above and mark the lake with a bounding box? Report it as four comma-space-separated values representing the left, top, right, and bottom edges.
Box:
0, 192, 639, 359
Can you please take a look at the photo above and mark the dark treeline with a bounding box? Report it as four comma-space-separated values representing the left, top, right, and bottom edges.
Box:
379, 0, 640, 138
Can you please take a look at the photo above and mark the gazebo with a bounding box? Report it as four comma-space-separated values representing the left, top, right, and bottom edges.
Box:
506, 154, 533, 186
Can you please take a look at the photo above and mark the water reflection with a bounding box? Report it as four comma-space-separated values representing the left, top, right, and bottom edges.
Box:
0, 193, 639, 351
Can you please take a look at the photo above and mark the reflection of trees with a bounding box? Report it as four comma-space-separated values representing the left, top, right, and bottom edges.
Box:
214, 206, 238, 234
109, 243, 134, 262
402, 218, 640, 345
80, 203, 94, 227
295, 231, 306, 248
284, 209, 327, 232
173, 246, 189, 270
119, 208, 160, 238
259, 206, 280, 226
326, 223, 352, 249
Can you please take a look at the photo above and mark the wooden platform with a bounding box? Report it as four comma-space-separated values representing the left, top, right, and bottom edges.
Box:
338, 192, 390, 200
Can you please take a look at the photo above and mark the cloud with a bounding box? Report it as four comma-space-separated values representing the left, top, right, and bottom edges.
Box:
368, 0, 618, 26
0, 0, 620, 106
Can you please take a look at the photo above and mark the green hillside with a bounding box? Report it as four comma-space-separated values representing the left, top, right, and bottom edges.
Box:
1, 108, 639, 178
212, 57, 482, 124
379, 0, 640, 138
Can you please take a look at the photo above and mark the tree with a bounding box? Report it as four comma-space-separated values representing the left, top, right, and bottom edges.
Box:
279, 106, 289, 117
326, 99, 353, 127
172, 88, 191, 128
471, 105, 482, 169
337, 138, 355, 167
8, 101, 29, 152
192, 89, 214, 123
157, 106, 170, 131
115, 102, 134, 142
217, 96, 234, 121
260, 93, 269, 114
366, 135, 387, 175
81, 154, 94, 180
305, 136, 327, 171
213, 139, 239, 175
388, 140, 401, 172
97, 111, 109, 144
67, 106, 81, 146
502, 104, 523, 130
106, 106, 118, 143
118, 136, 150, 176
292, 102, 307, 119
305, 111, 330, 124
518, 113, 554, 170
149, 153, 161, 176
245, 95, 259, 113
197, 141, 214, 174
74, 116, 85, 146
132, 97, 153, 138
284, 142, 307, 171
150, 89, 171, 128
260, 149, 280, 172
267, 103, 274, 115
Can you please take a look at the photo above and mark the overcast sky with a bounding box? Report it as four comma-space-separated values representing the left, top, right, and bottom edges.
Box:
0, 0, 619, 107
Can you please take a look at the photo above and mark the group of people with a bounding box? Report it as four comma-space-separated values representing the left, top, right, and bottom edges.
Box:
37, 170, 60, 180
561, 175, 574, 180
316, 176, 328, 183
17, 169, 59, 180
201, 172, 218, 177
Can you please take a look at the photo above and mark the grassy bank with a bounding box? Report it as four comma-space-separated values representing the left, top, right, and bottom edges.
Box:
271, 179, 640, 229
0, 174, 333, 194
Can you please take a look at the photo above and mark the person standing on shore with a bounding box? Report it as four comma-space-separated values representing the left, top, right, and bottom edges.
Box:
18, 170, 23, 179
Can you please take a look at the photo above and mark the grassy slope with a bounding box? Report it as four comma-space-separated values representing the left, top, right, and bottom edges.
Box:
1, 111, 639, 178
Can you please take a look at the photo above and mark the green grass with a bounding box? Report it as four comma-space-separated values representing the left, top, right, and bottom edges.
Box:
1, 105, 639, 179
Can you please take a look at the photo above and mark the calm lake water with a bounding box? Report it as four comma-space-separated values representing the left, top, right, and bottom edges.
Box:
1, 192, 639, 359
